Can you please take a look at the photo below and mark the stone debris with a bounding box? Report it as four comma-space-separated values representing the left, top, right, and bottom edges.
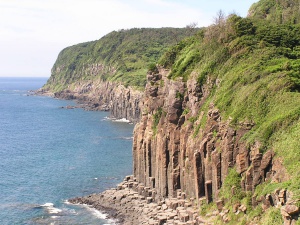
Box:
69, 176, 300, 225
133, 69, 290, 209
69, 178, 211, 225
37, 78, 143, 124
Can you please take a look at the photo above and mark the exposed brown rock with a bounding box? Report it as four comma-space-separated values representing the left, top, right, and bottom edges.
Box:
68, 179, 209, 225
216, 199, 224, 212
133, 68, 291, 206
38, 79, 143, 123
45, 65, 298, 223
282, 205, 300, 216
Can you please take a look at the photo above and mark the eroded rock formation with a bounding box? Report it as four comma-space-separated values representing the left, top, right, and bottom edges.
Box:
133, 68, 288, 203
40, 79, 143, 123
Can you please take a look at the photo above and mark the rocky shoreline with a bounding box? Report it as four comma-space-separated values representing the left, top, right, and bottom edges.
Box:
34, 89, 111, 111
69, 175, 300, 225
35, 79, 143, 123
69, 176, 211, 225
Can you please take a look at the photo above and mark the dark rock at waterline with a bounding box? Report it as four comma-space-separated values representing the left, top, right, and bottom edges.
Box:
68, 178, 208, 225
39, 81, 142, 124
61, 105, 76, 109
69, 196, 125, 224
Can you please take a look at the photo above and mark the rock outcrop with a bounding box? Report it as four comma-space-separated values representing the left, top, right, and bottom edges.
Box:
69, 176, 210, 225
133, 68, 289, 203
70, 176, 299, 225
39, 79, 143, 123
61, 67, 297, 224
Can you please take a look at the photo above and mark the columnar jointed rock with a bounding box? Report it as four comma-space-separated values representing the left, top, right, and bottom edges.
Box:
69, 178, 210, 225
39, 78, 143, 123
133, 68, 290, 205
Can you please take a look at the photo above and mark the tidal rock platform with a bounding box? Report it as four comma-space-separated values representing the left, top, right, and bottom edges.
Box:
69, 175, 209, 225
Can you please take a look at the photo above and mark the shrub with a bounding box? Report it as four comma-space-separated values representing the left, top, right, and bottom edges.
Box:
148, 63, 159, 73
220, 168, 243, 202
152, 107, 163, 134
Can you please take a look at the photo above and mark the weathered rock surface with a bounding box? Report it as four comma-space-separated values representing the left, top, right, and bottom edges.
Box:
69, 177, 210, 225
71, 176, 300, 225
133, 68, 289, 203
41, 67, 298, 223
37, 79, 143, 123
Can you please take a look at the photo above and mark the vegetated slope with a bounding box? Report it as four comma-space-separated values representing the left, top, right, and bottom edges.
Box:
248, 0, 300, 24
153, 4, 300, 224
43, 28, 197, 92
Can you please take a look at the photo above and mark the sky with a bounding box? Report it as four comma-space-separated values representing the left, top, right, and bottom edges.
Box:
0, 0, 258, 77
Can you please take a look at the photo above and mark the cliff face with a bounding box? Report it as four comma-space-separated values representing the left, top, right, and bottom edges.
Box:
52, 78, 143, 123
248, 0, 300, 24
40, 2, 300, 223
43, 28, 197, 92
41, 28, 196, 122
133, 68, 288, 203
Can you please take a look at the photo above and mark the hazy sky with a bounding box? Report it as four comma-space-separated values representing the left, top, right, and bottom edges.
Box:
0, 0, 258, 77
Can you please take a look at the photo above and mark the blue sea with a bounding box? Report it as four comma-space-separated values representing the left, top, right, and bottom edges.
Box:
0, 77, 134, 224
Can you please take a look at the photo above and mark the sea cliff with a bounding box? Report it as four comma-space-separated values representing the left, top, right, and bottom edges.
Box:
133, 67, 288, 200
39, 28, 196, 123
47, 79, 142, 123
44, 0, 300, 224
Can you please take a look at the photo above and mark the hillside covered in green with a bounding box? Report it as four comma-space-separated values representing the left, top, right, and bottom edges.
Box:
249, 0, 300, 24
43, 0, 300, 223
156, 0, 300, 223
44, 28, 196, 91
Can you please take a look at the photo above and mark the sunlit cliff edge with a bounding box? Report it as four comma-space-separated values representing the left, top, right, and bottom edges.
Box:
41, 0, 300, 224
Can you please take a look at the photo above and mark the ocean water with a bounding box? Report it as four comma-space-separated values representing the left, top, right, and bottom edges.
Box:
0, 77, 134, 225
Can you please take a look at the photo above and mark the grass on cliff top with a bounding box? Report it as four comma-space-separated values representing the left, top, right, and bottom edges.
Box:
255, 120, 300, 202
44, 28, 198, 91
159, 13, 300, 197
249, 0, 300, 24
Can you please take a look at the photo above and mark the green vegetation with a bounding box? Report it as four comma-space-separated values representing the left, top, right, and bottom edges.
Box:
147, 63, 159, 74
159, 7, 300, 183
44, 28, 196, 91
249, 0, 300, 24
182, 108, 190, 115
199, 202, 217, 216
43, 0, 300, 222
175, 91, 184, 100
254, 121, 300, 201
158, 1, 300, 222
219, 168, 244, 203
260, 207, 284, 225
152, 107, 164, 135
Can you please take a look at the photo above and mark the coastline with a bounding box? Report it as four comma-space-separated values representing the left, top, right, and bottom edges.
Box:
35, 79, 143, 124
34, 88, 137, 125
34, 89, 107, 111
69, 176, 210, 225
0, 78, 136, 224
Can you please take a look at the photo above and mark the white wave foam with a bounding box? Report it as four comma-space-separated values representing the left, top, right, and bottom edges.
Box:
68, 209, 77, 214
101, 116, 112, 121
121, 136, 133, 140
48, 207, 62, 214
101, 116, 131, 124
89, 208, 118, 224
106, 219, 118, 225
114, 118, 130, 123
66, 201, 117, 224
41, 202, 62, 214
41, 203, 54, 207
90, 208, 108, 219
